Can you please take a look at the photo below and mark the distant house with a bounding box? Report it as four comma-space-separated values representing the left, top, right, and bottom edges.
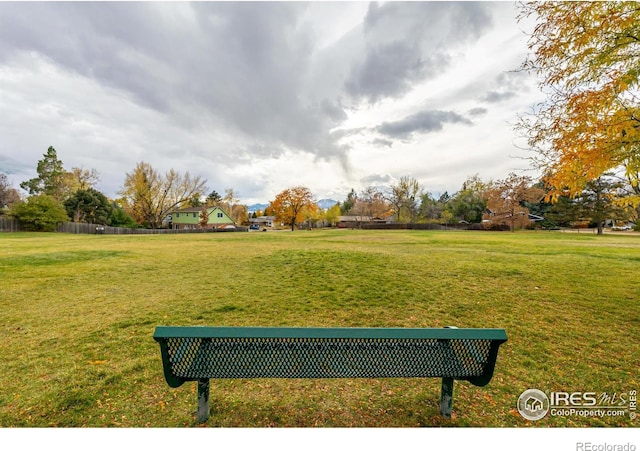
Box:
483, 208, 545, 226
249, 216, 275, 228
167, 206, 235, 230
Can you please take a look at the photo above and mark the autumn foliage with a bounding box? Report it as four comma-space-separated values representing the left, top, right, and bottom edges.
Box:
485, 173, 544, 231
119, 161, 207, 228
270, 186, 316, 231
518, 2, 640, 201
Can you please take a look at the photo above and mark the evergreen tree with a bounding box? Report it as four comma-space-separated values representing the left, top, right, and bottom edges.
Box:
20, 146, 70, 201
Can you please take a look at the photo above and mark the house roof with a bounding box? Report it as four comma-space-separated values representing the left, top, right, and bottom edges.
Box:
339, 216, 373, 221
338, 215, 388, 222
169, 206, 221, 214
249, 216, 275, 222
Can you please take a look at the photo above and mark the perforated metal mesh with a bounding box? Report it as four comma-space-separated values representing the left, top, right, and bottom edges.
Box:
163, 337, 493, 380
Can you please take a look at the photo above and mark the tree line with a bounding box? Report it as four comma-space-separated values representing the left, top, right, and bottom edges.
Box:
1, 146, 639, 234
0, 147, 215, 231
265, 173, 639, 234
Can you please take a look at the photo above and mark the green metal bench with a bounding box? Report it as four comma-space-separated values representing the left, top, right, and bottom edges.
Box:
153, 326, 507, 423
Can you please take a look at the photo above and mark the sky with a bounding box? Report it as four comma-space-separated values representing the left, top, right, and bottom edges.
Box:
0, 1, 543, 206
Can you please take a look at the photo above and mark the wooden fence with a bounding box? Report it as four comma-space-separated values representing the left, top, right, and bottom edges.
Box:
0, 218, 248, 234
360, 222, 510, 231
1, 217, 511, 234
0, 217, 21, 232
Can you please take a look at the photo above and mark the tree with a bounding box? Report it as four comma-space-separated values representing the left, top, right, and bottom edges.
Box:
230, 204, 248, 225
446, 190, 486, 224
64, 188, 113, 224
445, 176, 489, 224
0, 173, 21, 210
341, 189, 357, 214
270, 186, 315, 231
346, 186, 390, 227
617, 174, 640, 226
575, 176, 628, 235
438, 192, 451, 204
518, 3, 640, 200
542, 195, 581, 229
119, 162, 159, 227
325, 203, 341, 226
300, 203, 321, 229
186, 194, 204, 208
69, 167, 100, 191
9, 194, 69, 231
419, 192, 446, 222
20, 146, 71, 201
357, 186, 390, 219
110, 204, 139, 228
522, 181, 564, 229
388, 176, 421, 223
206, 190, 222, 206
198, 205, 210, 228
223, 188, 239, 210
485, 173, 545, 231
219, 188, 247, 224
119, 162, 207, 228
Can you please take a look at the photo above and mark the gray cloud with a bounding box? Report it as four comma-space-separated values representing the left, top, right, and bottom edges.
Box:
345, 1, 493, 103
377, 110, 473, 140
320, 99, 348, 122
0, 3, 183, 112
480, 71, 532, 104
372, 138, 393, 148
468, 107, 489, 117
0, 2, 496, 164
482, 91, 517, 103
0, 2, 347, 161
345, 42, 448, 102
361, 173, 394, 185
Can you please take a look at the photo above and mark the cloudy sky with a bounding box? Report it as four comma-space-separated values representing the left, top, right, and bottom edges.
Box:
0, 1, 542, 205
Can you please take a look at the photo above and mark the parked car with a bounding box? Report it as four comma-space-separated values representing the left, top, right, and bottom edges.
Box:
249, 224, 260, 230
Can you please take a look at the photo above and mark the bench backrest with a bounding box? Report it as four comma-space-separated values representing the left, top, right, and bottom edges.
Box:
154, 326, 507, 388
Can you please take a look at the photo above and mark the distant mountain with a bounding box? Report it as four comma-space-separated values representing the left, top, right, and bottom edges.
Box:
317, 199, 338, 210
247, 199, 337, 213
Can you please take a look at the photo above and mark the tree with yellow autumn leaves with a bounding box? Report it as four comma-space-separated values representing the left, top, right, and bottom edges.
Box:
518, 2, 640, 209
118, 161, 207, 228
485, 173, 544, 232
270, 186, 316, 231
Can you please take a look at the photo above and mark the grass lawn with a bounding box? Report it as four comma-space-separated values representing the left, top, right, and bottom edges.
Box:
0, 229, 638, 427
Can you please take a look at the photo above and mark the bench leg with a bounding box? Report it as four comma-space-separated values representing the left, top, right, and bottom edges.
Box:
440, 377, 454, 418
197, 379, 210, 423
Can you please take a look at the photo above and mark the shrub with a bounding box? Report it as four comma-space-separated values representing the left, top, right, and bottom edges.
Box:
64, 188, 113, 224
9, 194, 70, 231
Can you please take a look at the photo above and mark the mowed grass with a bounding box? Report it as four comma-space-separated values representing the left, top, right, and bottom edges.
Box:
0, 229, 638, 427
